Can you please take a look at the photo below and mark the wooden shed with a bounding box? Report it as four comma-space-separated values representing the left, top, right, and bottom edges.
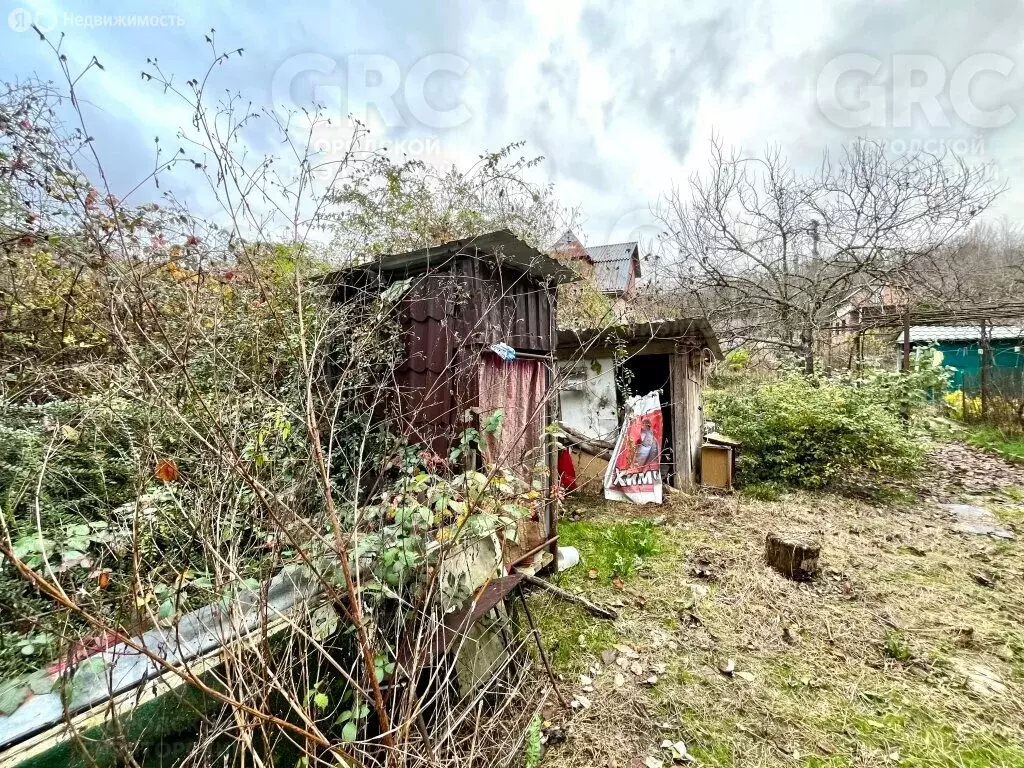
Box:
557, 319, 722, 491
327, 229, 577, 469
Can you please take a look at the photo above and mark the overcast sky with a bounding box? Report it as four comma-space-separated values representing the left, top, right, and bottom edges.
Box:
4, 0, 1024, 249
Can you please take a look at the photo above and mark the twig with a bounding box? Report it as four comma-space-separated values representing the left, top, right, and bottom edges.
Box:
518, 591, 569, 709
519, 572, 619, 619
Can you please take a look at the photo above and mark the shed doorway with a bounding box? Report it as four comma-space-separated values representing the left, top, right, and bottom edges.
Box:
617, 353, 676, 486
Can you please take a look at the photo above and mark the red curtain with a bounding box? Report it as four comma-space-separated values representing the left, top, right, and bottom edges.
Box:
477, 356, 546, 474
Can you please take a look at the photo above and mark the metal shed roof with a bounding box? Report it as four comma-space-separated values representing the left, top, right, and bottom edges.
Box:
587, 242, 639, 295
326, 229, 578, 284
905, 325, 1024, 344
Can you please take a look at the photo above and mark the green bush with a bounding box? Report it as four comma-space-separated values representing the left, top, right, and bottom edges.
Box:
705, 373, 924, 490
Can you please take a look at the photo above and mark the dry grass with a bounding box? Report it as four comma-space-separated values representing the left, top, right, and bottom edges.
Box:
529, 446, 1024, 768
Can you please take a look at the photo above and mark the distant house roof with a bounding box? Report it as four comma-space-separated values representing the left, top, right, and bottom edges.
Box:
905, 325, 1024, 344
325, 229, 579, 285
587, 241, 640, 295
558, 318, 723, 360
552, 230, 591, 263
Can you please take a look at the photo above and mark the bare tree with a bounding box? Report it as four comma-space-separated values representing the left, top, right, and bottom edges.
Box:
652, 138, 1002, 371
910, 219, 1024, 313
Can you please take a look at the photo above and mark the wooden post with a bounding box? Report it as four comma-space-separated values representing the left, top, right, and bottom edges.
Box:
900, 314, 912, 422
670, 349, 690, 491
901, 313, 911, 373
545, 284, 559, 569
688, 351, 704, 485
980, 320, 991, 418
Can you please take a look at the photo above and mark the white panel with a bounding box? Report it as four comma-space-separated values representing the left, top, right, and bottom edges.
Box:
557, 356, 618, 441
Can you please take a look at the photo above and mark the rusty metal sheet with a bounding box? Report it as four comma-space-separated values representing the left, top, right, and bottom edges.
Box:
396, 573, 526, 669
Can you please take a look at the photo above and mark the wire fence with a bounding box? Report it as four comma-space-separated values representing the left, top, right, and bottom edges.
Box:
960, 367, 1024, 427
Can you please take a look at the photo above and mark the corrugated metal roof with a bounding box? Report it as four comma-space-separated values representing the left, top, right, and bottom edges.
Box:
906, 325, 1024, 344
586, 242, 639, 295
592, 258, 632, 295
587, 242, 637, 263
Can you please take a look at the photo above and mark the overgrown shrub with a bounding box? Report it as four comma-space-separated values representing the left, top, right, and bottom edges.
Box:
706, 373, 925, 489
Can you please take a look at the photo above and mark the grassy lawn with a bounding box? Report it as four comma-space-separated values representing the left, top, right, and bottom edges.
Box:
529, 486, 1024, 768
965, 425, 1024, 464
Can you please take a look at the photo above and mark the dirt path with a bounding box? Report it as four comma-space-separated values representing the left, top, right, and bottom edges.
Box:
531, 442, 1024, 768
924, 441, 1024, 500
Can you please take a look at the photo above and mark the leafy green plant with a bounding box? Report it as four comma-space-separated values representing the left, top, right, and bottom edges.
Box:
741, 482, 785, 502
601, 520, 659, 578
725, 348, 750, 370
706, 372, 924, 490
883, 631, 913, 662
524, 712, 543, 768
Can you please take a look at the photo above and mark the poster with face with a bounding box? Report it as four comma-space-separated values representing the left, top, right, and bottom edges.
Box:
604, 391, 664, 504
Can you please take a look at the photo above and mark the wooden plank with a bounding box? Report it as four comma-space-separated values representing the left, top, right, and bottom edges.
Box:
670, 352, 691, 490
701, 445, 732, 489
687, 351, 704, 484
555, 336, 705, 361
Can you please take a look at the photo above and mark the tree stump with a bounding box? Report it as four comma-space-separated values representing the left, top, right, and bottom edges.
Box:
765, 534, 820, 580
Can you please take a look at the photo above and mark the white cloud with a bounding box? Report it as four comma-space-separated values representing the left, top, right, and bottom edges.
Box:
2, 0, 1022, 244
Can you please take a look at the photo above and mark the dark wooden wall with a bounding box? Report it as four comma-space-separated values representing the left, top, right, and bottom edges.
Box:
392, 253, 555, 456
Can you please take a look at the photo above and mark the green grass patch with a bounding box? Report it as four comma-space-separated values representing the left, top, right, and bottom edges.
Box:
845, 697, 1024, 768
966, 426, 1024, 464
740, 481, 785, 501
556, 519, 660, 583
1002, 486, 1024, 503
883, 631, 913, 662
529, 598, 617, 673
527, 516, 666, 673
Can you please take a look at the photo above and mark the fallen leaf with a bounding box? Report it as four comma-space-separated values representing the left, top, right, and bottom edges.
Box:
588, 569, 599, 580
643, 757, 664, 768
155, 459, 179, 483
571, 694, 592, 709
644, 676, 659, 685
736, 670, 755, 682
666, 740, 693, 761
614, 672, 625, 688
612, 576, 625, 590
0, 684, 28, 716
630, 661, 645, 676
